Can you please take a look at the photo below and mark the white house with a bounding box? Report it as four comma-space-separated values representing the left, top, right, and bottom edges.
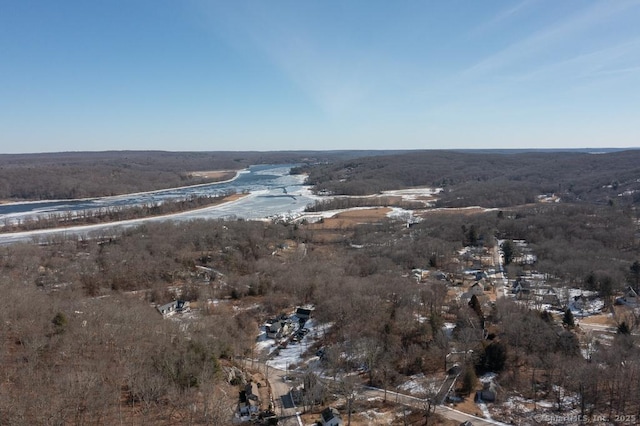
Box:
156, 300, 189, 317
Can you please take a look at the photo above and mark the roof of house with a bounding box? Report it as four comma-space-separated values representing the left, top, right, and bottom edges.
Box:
321, 407, 340, 422
245, 382, 259, 400
296, 307, 313, 316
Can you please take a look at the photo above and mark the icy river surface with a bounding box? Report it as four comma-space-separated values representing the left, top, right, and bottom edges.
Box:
0, 164, 316, 244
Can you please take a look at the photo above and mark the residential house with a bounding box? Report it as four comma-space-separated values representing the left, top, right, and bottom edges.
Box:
266, 319, 282, 339
295, 306, 314, 322
617, 286, 639, 306
512, 278, 532, 299
540, 288, 560, 306
238, 382, 261, 417
266, 316, 294, 339
460, 290, 489, 304
434, 271, 448, 281
573, 294, 589, 311
176, 300, 189, 312
475, 381, 498, 403
412, 269, 430, 282
460, 281, 488, 303
156, 300, 190, 317
469, 282, 484, 295
320, 407, 343, 426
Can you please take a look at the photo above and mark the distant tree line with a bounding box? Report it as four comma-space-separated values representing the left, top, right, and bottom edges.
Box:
1, 191, 236, 233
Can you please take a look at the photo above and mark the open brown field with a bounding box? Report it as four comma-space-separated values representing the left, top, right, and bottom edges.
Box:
302, 207, 392, 242
310, 207, 392, 228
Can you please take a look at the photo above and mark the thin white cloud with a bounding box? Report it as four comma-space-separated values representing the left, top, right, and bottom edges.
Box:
471, 0, 536, 35
460, 0, 640, 79
194, 1, 378, 117
592, 65, 640, 77
256, 31, 374, 117
512, 38, 640, 82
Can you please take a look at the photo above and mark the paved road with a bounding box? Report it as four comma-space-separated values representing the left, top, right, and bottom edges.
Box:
360, 385, 508, 426
256, 361, 508, 426
434, 372, 460, 405
492, 241, 509, 299
263, 364, 300, 426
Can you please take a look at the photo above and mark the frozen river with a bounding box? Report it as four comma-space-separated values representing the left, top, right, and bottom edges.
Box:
0, 164, 318, 244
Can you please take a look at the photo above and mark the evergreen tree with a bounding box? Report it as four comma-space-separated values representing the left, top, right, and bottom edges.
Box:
617, 321, 631, 335
501, 240, 515, 265
563, 308, 575, 328
540, 310, 553, 323
630, 260, 640, 291
467, 225, 478, 246
480, 341, 507, 373
469, 295, 485, 329
52, 312, 68, 334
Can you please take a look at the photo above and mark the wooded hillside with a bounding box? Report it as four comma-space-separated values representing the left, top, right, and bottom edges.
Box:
298, 150, 640, 208
1, 149, 640, 424
0, 150, 379, 200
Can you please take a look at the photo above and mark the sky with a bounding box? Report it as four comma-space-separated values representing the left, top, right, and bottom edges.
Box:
1, 0, 640, 153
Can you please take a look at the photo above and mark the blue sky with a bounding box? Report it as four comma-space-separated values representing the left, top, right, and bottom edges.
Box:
1, 0, 639, 153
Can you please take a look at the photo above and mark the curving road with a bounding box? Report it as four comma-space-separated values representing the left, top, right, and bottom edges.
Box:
258, 362, 508, 426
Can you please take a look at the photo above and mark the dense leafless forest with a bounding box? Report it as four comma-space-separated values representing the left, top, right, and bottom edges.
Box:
297, 150, 640, 208
1, 150, 640, 425
0, 150, 385, 200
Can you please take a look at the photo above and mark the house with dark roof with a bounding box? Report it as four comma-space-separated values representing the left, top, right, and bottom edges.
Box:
616, 286, 639, 306
320, 407, 343, 426
475, 381, 498, 403
266, 316, 294, 339
295, 306, 314, 322
238, 382, 261, 417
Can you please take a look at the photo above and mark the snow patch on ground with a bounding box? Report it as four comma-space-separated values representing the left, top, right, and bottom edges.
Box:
359, 409, 388, 421
398, 374, 427, 395
442, 322, 456, 338
387, 207, 421, 223
479, 372, 497, 384
258, 320, 330, 372
478, 401, 492, 420
398, 374, 440, 397
495, 387, 581, 424
501, 395, 534, 413
381, 187, 442, 198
